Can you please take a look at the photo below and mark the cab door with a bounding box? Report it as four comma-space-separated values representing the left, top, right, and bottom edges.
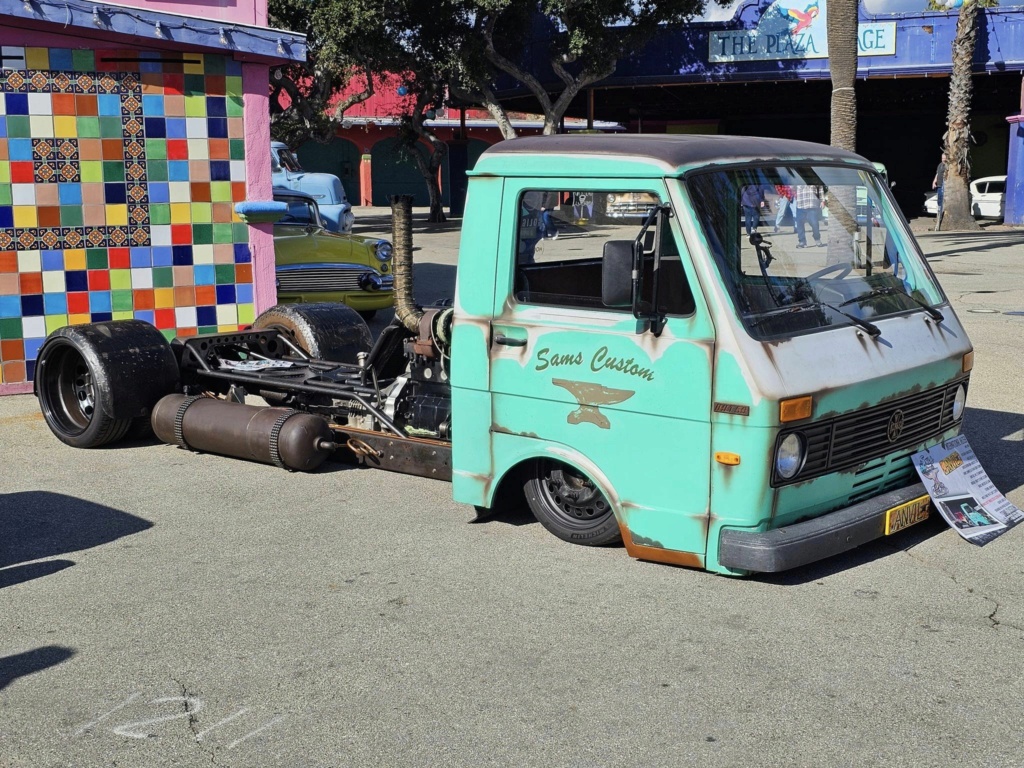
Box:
486, 179, 716, 559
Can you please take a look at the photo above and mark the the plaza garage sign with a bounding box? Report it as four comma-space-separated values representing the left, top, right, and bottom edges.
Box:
710, 0, 896, 62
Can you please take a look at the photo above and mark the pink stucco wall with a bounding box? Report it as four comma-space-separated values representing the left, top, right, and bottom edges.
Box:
125, 0, 267, 29
242, 61, 277, 314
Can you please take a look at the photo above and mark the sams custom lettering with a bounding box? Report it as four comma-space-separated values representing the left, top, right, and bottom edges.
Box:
535, 346, 655, 382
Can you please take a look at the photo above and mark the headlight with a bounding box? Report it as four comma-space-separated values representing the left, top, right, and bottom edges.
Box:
374, 240, 393, 262
952, 384, 967, 421
775, 433, 806, 480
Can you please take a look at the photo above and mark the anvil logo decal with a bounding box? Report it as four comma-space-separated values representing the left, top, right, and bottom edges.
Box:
552, 378, 635, 429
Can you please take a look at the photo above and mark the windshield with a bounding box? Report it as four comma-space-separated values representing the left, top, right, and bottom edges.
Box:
686, 164, 944, 340
277, 149, 303, 172
277, 199, 320, 227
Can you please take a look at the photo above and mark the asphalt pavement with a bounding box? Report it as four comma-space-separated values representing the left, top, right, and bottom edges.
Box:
2, 213, 1024, 767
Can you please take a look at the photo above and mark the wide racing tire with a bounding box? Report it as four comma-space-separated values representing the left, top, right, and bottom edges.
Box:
254, 303, 372, 363
35, 321, 177, 448
523, 459, 622, 546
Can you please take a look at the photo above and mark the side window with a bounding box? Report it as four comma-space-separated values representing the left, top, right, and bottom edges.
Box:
514, 189, 694, 316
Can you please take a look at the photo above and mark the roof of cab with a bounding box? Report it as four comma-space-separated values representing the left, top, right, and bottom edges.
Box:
476, 134, 867, 176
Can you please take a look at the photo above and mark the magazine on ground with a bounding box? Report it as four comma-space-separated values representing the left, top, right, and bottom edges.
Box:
913, 434, 1024, 545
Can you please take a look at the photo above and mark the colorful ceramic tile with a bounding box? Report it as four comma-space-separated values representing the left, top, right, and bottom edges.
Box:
0, 50, 251, 386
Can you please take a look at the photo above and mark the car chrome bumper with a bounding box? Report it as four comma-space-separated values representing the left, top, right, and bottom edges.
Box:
718, 482, 928, 573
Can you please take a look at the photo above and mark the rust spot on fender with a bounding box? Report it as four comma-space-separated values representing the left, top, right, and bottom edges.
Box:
623, 537, 704, 569
490, 423, 540, 439
616, 502, 707, 569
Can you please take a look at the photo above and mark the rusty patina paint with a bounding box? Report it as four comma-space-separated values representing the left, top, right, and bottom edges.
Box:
618, 518, 705, 569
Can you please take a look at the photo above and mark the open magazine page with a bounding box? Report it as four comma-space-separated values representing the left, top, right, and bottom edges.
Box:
913, 435, 1024, 545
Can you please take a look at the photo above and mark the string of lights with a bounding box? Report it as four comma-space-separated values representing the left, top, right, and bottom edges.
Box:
3, 0, 305, 61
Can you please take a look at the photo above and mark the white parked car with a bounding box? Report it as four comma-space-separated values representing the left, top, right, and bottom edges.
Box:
923, 175, 1006, 220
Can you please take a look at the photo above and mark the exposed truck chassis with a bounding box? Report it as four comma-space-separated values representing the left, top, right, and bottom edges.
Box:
172, 323, 454, 480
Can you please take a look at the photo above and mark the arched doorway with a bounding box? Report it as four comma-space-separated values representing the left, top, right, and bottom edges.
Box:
296, 137, 361, 204
370, 138, 451, 207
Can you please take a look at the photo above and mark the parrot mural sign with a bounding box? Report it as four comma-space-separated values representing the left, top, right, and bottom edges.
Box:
709, 0, 897, 62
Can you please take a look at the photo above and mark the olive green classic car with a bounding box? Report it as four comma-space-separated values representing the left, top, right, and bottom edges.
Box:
273, 188, 394, 319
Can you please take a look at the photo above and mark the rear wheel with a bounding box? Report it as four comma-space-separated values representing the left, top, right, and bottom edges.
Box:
254, 303, 372, 362
524, 460, 621, 546
36, 335, 132, 448
36, 321, 178, 448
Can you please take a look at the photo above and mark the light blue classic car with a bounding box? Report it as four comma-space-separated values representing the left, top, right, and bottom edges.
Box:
271, 141, 355, 233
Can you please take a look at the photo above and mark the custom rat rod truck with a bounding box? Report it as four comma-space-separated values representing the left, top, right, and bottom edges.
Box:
34, 135, 973, 575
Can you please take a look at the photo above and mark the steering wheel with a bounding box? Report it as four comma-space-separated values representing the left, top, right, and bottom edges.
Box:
806, 262, 852, 281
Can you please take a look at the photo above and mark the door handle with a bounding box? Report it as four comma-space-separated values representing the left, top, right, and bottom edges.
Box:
493, 333, 527, 347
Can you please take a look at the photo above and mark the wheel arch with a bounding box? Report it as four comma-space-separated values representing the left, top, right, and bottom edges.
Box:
484, 439, 627, 523
484, 437, 706, 569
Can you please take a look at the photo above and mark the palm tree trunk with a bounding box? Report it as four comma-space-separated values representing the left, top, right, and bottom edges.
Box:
827, 0, 859, 152
940, 0, 982, 231
826, 0, 859, 264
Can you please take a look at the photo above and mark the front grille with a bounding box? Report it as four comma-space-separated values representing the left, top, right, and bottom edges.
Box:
774, 379, 967, 486
276, 265, 392, 293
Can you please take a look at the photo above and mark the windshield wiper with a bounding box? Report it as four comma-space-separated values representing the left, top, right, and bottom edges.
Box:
838, 286, 944, 321
748, 298, 881, 337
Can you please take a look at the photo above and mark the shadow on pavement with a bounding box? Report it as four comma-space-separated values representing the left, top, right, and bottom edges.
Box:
0, 492, 153, 589
0, 646, 76, 691
961, 406, 1024, 493
920, 230, 1024, 260
757, 516, 949, 586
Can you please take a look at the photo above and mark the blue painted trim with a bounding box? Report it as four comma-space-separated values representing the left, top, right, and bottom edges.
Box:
235, 200, 288, 223
1004, 119, 1024, 225
1, 0, 306, 62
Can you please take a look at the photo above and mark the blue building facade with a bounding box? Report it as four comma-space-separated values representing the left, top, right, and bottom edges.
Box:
506, 0, 1024, 221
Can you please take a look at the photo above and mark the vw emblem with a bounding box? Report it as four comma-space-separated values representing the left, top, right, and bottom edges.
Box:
887, 409, 906, 443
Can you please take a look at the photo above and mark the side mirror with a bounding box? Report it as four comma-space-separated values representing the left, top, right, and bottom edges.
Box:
602, 240, 635, 308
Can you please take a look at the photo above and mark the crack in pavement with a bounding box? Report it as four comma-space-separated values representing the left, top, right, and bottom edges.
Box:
887, 544, 1024, 634
172, 677, 222, 767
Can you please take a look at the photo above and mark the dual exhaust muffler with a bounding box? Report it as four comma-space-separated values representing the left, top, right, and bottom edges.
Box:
152, 394, 337, 471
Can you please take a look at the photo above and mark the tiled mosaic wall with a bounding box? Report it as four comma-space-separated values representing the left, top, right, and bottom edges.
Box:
0, 47, 254, 385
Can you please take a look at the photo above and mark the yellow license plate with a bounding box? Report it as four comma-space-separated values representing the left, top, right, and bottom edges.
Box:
884, 495, 932, 535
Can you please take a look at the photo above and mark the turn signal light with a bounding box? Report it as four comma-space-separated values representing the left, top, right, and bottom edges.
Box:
962, 350, 974, 373
780, 396, 813, 423
715, 452, 741, 466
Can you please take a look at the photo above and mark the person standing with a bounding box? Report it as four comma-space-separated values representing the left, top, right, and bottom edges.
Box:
932, 152, 947, 231
794, 184, 825, 248
741, 185, 767, 236
773, 184, 795, 233
538, 191, 560, 240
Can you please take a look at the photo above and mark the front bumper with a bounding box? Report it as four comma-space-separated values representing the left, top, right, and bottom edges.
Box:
718, 482, 928, 573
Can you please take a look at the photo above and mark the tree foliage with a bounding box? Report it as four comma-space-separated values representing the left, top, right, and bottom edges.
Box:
268, 0, 711, 217
454, 0, 710, 136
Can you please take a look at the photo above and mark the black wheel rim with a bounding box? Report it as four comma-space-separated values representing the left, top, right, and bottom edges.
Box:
536, 461, 612, 530
263, 322, 304, 356
39, 343, 95, 436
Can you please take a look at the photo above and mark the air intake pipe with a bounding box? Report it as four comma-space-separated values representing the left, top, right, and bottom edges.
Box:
389, 194, 423, 334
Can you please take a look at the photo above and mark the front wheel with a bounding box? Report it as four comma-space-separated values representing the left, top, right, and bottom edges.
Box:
523, 460, 621, 546
254, 303, 372, 362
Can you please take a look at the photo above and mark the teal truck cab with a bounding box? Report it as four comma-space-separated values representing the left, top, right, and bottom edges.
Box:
34, 135, 972, 575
